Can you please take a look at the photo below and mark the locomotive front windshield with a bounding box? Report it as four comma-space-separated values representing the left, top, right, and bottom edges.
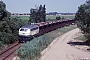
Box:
20, 28, 28, 32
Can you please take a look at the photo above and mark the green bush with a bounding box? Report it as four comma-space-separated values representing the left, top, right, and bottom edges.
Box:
0, 32, 15, 44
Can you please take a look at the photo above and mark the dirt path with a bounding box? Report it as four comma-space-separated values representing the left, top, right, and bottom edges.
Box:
40, 28, 90, 60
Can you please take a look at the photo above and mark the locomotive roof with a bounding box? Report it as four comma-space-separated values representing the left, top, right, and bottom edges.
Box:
21, 24, 38, 29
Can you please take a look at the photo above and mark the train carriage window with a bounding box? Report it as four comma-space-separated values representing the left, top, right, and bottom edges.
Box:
30, 27, 38, 31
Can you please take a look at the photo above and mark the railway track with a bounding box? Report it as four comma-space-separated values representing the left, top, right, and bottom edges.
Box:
0, 42, 22, 60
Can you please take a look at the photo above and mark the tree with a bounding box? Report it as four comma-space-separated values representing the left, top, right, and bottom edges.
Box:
56, 16, 61, 20
75, 4, 86, 32
0, 1, 11, 33
0, 1, 27, 45
75, 0, 90, 44
30, 8, 38, 23
29, 5, 46, 23
42, 5, 46, 22
38, 5, 43, 22
0, 1, 11, 21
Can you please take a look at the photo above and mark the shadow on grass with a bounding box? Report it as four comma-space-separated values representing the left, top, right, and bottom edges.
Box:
67, 40, 90, 51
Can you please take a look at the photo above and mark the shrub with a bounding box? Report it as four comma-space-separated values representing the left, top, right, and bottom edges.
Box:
0, 32, 15, 44
56, 16, 61, 20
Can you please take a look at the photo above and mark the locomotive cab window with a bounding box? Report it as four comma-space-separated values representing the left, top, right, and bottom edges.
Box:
20, 29, 24, 31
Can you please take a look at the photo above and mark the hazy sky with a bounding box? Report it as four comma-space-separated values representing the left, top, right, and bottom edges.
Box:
3, 0, 86, 13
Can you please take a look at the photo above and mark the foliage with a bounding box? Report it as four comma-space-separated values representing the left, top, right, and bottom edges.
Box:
74, 0, 90, 43
29, 5, 46, 23
0, 32, 15, 44
0, 1, 12, 45
0, 17, 27, 45
56, 16, 61, 20
0, 1, 28, 45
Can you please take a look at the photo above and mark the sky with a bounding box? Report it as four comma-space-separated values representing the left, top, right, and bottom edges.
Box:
2, 0, 86, 13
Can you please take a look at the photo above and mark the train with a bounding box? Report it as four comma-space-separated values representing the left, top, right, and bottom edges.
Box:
18, 24, 39, 42
18, 19, 75, 42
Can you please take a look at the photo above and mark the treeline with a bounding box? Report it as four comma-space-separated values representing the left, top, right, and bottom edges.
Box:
75, 0, 90, 45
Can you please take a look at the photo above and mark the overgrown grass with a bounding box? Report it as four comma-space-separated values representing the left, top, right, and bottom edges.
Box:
74, 35, 87, 42
17, 25, 77, 60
